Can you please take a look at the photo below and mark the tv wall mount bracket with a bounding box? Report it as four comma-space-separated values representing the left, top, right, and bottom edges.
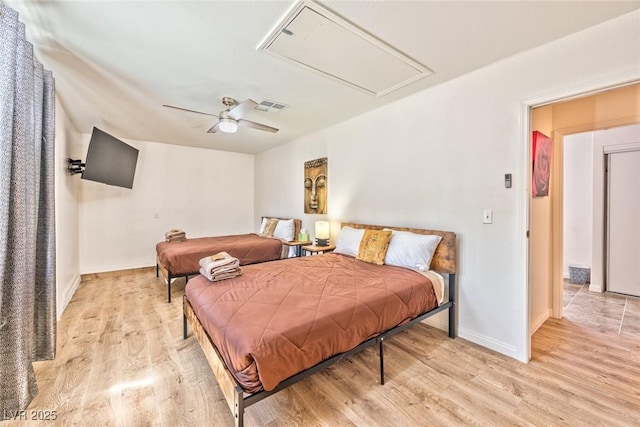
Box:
67, 158, 85, 175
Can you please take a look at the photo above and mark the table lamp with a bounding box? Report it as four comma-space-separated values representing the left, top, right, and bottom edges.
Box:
315, 221, 329, 246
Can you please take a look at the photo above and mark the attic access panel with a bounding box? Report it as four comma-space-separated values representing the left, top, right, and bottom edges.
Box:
258, 1, 432, 97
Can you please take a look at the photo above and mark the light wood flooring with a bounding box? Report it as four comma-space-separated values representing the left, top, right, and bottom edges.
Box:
7, 268, 640, 426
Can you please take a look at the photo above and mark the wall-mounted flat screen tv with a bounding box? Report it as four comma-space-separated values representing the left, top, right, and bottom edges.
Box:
82, 127, 139, 189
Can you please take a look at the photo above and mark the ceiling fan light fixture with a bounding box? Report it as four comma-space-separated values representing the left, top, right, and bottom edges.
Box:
219, 117, 238, 133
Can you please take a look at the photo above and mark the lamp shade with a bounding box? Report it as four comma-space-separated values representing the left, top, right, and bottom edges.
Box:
219, 117, 238, 133
315, 221, 330, 246
315, 221, 329, 239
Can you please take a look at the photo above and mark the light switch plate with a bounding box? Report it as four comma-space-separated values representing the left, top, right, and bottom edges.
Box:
483, 210, 493, 224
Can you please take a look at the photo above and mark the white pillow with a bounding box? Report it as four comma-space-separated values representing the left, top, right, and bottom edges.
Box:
334, 226, 365, 257
273, 218, 295, 241
383, 229, 442, 271
258, 217, 268, 235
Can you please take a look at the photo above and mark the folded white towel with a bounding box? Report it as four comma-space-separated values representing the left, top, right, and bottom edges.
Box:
165, 229, 186, 242
199, 266, 242, 282
199, 251, 240, 273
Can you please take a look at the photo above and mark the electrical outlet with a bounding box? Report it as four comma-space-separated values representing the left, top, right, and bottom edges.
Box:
483, 210, 493, 224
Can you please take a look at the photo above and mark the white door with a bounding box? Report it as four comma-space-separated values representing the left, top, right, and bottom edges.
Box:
607, 149, 640, 296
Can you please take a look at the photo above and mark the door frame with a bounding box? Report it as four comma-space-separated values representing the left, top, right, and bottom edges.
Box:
521, 71, 640, 358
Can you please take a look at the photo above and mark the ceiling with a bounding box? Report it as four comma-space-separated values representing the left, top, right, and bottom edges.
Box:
6, 0, 639, 154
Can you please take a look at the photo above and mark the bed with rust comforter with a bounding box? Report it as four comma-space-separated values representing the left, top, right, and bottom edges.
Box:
185, 252, 439, 393
156, 233, 284, 276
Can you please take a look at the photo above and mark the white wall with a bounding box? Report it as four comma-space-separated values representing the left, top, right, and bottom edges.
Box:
563, 132, 593, 277
78, 139, 254, 273
54, 98, 82, 319
255, 11, 640, 361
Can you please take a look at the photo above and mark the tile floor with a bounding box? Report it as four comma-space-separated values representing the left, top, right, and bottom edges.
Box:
563, 279, 640, 336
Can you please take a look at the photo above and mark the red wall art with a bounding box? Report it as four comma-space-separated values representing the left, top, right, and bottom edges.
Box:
532, 131, 552, 197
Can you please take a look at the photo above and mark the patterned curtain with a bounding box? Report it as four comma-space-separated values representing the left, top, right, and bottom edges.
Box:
0, 5, 57, 412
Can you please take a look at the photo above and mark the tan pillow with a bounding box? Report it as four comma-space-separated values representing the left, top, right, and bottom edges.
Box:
263, 218, 279, 237
356, 229, 392, 265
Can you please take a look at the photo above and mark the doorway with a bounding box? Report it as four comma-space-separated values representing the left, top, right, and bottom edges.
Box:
529, 82, 640, 339
561, 126, 640, 333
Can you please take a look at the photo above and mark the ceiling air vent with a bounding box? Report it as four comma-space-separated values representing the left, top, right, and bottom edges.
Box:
257, 0, 433, 97
256, 100, 288, 113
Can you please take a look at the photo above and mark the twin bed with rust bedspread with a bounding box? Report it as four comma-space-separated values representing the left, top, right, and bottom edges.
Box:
156, 233, 284, 302
156, 233, 284, 278
156, 218, 302, 302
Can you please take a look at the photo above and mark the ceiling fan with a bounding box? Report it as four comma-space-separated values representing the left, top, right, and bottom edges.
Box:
163, 97, 279, 134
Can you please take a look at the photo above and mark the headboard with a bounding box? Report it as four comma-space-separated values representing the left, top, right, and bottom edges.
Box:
262, 217, 302, 239
340, 222, 456, 274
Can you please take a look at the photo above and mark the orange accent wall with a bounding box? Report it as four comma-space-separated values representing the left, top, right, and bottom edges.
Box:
550, 83, 640, 133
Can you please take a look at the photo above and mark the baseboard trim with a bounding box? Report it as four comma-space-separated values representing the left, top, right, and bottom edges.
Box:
81, 265, 156, 281
589, 283, 604, 293
530, 309, 551, 335
458, 326, 521, 361
58, 274, 81, 320
422, 312, 522, 362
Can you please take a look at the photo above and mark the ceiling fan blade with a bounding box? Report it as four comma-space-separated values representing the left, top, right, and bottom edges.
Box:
163, 104, 219, 117
237, 119, 279, 133
228, 99, 258, 120
206, 121, 220, 134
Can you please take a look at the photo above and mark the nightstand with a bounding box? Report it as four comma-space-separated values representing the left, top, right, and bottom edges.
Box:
283, 240, 313, 257
302, 244, 336, 255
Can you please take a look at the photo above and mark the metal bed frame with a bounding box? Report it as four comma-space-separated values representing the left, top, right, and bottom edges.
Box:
156, 258, 194, 303
183, 223, 457, 426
